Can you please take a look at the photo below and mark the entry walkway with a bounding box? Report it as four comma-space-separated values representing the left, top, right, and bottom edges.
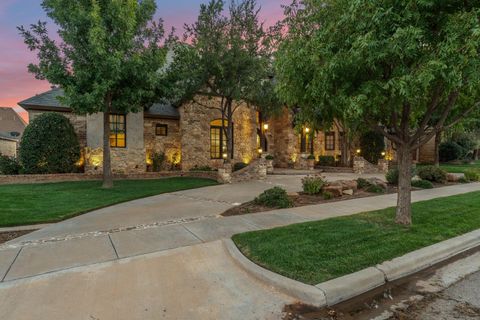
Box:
0, 179, 478, 283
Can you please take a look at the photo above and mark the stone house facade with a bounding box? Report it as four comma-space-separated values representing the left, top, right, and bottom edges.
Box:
18, 88, 436, 174
0, 107, 27, 157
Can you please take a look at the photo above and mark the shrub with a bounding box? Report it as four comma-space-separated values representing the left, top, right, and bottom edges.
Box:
359, 131, 385, 164
0, 155, 22, 175
366, 184, 385, 193
152, 152, 166, 172
302, 175, 326, 195
411, 179, 434, 189
386, 167, 416, 185
265, 154, 274, 160
458, 176, 470, 183
318, 156, 335, 167
452, 132, 477, 159
233, 162, 248, 172
254, 187, 293, 208
323, 191, 334, 200
439, 141, 463, 162
417, 166, 448, 183
20, 113, 80, 174
307, 154, 315, 160
356, 178, 371, 189
464, 169, 480, 182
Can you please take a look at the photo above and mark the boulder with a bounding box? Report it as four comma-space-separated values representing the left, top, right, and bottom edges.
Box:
343, 189, 354, 196
338, 180, 358, 191
323, 184, 343, 197
447, 173, 459, 182
367, 178, 388, 190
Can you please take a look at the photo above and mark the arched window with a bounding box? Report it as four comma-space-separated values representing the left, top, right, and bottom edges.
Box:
210, 119, 232, 159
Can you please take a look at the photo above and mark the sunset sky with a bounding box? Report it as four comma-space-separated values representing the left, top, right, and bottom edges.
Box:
0, 0, 288, 121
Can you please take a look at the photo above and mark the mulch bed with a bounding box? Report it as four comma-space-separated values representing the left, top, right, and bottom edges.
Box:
0, 230, 35, 244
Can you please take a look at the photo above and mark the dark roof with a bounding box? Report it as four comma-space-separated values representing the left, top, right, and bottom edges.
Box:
18, 88, 179, 119
0, 107, 27, 140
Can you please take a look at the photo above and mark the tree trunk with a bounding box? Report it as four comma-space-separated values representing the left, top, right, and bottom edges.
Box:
102, 99, 113, 189
226, 99, 234, 160
395, 144, 412, 225
434, 131, 442, 167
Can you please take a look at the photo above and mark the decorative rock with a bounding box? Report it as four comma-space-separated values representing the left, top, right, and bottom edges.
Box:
447, 173, 459, 182
343, 189, 354, 196
323, 185, 343, 197
338, 180, 358, 191
367, 177, 388, 190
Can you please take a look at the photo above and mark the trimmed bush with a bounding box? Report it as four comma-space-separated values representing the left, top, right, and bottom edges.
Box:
439, 141, 464, 162
386, 167, 416, 185
359, 131, 385, 164
458, 176, 470, 183
254, 187, 293, 208
366, 184, 385, 193
302, 175, 326, 195
323, 191, 334, 200
307, 154, 316, 160
152, 152, 166, 172
189, 165, 214, 172
20, 113, 80, 174
356, 178, 371, 189
417, 166, 448, 183
233, 162, 248, 172
452, 132, 477, 159
411, 179, 434, 189
464, 169, 480, 182
0, 155, 22, 175
265, 154, 274, 160
318, 156, 335, 167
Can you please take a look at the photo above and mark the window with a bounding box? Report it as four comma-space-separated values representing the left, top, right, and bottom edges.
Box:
299, 131, 313, 153
155, 124, 168, 136
210, 119, 231, 159
110, 114, 126, 148
325, 132, 335, 151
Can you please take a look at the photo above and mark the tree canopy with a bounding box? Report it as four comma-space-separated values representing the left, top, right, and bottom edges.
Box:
276, 0, 480, 224
19, 0, 168, 187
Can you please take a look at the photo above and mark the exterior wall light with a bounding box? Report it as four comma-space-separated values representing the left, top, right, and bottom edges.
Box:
305, 127, 310, 133
258, 148, 263, 154
263, 123, 269, 131
222, 153, 228, 159
381, 151, 386, 157
356, 149, 361, 154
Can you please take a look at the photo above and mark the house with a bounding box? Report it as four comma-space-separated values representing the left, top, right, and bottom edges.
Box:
0, 107, 27, 157
18, 88, 435, 174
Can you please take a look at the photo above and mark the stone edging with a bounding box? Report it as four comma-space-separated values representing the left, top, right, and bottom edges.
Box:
224, 228, 480, 307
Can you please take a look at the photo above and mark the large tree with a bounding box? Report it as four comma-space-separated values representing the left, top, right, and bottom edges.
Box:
19, 0, 167, 188
166, 0, 280, 160
276, 0, 480, 225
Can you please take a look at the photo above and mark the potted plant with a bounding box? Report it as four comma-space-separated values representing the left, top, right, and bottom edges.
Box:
265, 154, 274, 174
307, 154, 316, 170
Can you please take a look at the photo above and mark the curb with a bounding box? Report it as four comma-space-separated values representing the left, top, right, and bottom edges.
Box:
223, 239, 327, 307
225, 228, 480, 307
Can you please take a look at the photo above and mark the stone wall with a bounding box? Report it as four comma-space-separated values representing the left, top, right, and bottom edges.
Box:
179, 96, 259, 171
85, 112, 146, 174
0, 139, 17, 157
0, 171, 217, 185
28, 110, 87, 147
144, 118, 181, 169
217, 158, 267, 183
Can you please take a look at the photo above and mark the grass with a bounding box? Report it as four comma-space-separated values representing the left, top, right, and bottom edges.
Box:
233, 191, 480, 285
0, 177, 217, 227
438, 160, 480, 173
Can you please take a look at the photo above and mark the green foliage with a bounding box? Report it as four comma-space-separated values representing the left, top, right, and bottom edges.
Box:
417, 166, 448, 184
458, 177, 470, 183
366, 184, 385, 194
411, 179, 434, 189
254, 187, 293, 208
19, 113, 80, 174
302, 175, 326, 195
323, 191, 333, 200
233, 162, 248, 172
386, 168, 400, 185
265, 154, 274, 160
359, 131, 385, 164
151, 152, 166, 172
356, 178, 371, 189
464, 169, 480, 182
439, 141, 464, 162
0, 155, 22, 175
318, 156, 335, 167
307, 154, 315, 160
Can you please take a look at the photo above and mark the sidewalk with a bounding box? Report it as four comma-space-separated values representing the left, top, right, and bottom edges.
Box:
1, 182, 478, 283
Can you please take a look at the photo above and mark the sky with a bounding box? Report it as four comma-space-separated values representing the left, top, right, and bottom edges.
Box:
0, 0, 288, 121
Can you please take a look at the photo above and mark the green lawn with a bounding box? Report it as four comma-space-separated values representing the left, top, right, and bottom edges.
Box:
0, 177, 217, 227
233, 191, 480, 285
438, 160, 480, 173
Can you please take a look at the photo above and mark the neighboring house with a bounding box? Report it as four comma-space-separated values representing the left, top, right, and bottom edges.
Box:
0, 107, 27, 157
18, 88, 435, 174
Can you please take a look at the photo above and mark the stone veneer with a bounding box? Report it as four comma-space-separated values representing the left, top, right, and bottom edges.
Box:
144, 118, 181, 169
0, 139, 17, 157
179, 96, 259, 171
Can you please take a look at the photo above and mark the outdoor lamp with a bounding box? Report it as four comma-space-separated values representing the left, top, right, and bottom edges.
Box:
222, 153, 228, 159
305, 127, 310, 133
258, 148, 263, 154
263, 123, 269, 131
356, 149, 361, 154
